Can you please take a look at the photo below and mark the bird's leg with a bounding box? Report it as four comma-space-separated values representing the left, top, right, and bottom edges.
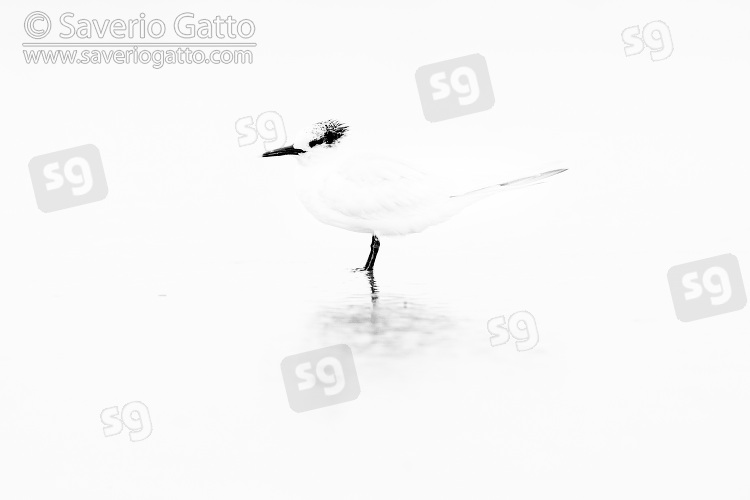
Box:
361, 235, 380, 271
365, 235, 381, 270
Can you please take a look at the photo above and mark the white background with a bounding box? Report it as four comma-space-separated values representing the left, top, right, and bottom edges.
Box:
1, 1, 749, 498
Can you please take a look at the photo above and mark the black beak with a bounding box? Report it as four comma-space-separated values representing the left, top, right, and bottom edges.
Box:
262, 145, 306, 157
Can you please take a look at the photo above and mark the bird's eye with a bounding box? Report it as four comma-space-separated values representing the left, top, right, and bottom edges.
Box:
308, 137, 326, 148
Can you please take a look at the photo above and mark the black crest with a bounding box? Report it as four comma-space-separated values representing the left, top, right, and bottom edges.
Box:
309, 120, 349, 148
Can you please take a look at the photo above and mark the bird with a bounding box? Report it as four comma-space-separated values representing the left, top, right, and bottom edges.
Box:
262, 119, 566, 271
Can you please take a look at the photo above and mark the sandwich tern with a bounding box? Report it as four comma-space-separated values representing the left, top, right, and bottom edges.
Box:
263, 120, 566, 271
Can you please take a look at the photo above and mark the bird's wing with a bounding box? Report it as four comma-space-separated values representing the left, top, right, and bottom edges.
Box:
450, 168, 568, 207
317, 156, 450, 221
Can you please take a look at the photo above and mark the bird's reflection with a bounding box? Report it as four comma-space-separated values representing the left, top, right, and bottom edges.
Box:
366, 270, 378, 303
312, 271, 460, 355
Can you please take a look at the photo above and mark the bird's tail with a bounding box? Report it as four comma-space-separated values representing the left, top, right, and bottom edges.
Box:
450, 168, 567, 208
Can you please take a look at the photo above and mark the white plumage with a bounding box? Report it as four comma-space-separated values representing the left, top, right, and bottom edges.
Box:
296, 154, 453, 236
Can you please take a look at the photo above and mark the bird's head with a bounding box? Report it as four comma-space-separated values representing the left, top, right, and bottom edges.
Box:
262, 119, 349, 158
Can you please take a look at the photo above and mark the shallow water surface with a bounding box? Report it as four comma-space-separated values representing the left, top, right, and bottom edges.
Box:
309, 271, 466, 357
